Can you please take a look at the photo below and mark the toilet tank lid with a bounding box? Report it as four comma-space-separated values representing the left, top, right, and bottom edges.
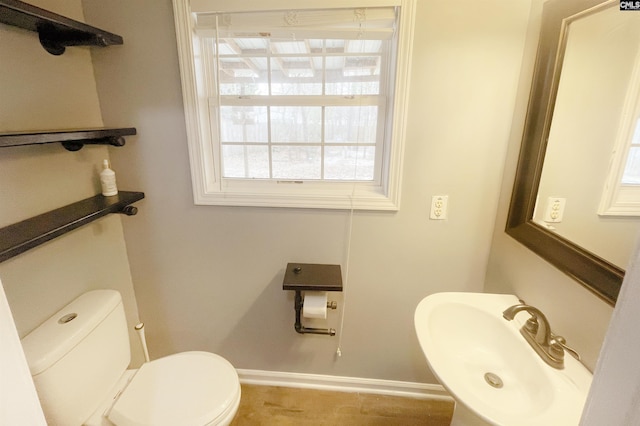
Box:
21, 290, 123, 375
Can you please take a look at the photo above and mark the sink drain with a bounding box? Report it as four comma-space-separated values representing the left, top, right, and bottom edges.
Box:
484, 372, 503, 388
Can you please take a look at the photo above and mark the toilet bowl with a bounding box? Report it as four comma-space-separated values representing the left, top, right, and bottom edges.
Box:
86, 352, 241, 426
21, 290, 241, 426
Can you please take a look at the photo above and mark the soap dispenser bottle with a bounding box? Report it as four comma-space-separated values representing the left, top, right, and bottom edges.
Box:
100, 159, 118, 196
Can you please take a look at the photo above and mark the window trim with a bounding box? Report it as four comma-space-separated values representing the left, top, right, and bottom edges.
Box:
172, 0, 415, 210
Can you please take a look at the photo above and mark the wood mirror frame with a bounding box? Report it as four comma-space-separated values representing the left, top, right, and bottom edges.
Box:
506, 0, 623, 305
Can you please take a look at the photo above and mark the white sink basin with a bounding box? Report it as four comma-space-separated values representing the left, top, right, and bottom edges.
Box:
414, 292, 592, 425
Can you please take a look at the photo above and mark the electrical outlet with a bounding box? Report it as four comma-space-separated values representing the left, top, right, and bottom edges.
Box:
543, 197, 566, 223
430, 195, 448, 220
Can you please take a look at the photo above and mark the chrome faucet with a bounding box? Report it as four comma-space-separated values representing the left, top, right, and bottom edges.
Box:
502, 304, 565, 369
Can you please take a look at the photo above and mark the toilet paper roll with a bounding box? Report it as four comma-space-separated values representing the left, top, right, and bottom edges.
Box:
303, 292, 328, 319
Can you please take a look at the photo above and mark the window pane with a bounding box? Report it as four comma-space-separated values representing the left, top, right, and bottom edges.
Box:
324, 146, 375, 180
345, 40, 383, 54
219, 106, 268, 143
622, 119, 640, 184
622, 147, 640, 184
307, 39, 324, 53
272, 146, 321, 179
225, 38, 268, 53
325, 39, 345, 52
218, 57, 268, 96
271, 107, 322, 143
217, 38, 269, 95
271, 57, 322, 95
270, 39, 308, 55
622, 119, 640, 185
633, 118, 640, 144
325, 56, 381, 95
222, 145, 270, 178
325, 106, 378, 143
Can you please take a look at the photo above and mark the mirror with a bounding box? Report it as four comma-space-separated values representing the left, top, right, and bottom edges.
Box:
506, 0, 640, 304
533, 2, 640, 271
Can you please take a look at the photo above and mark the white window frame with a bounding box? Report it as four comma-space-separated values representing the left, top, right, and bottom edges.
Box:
599, 44, 640, 216
172, 0, 416, 210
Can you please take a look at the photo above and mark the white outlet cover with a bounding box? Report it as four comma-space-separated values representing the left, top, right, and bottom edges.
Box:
543, 197, 566, 223
430, 195, 448, 220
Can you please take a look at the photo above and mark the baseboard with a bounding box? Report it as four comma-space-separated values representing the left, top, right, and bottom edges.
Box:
236, 369, 452, 401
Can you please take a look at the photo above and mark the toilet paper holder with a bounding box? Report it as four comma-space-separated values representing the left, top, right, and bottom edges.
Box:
282, 263, 343, 336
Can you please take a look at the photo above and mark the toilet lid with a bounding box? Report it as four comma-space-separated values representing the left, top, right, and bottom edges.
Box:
108, 351, 240, 426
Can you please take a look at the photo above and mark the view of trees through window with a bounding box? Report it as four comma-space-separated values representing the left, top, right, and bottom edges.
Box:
213, 36, 387, 181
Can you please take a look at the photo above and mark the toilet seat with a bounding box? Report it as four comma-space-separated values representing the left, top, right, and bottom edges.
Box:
108, 351, 241, 426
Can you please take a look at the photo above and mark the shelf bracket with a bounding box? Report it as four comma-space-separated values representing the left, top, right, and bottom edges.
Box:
0, 0, 123, 56
37, 23, 111, 56
61, 136, 126, 152
39, 32, 66, 56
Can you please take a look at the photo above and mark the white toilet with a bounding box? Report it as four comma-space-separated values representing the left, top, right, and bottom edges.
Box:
20, 289, 241, 426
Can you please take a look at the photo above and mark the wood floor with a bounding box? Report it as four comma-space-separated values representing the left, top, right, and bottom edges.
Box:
230, 384, 454, 425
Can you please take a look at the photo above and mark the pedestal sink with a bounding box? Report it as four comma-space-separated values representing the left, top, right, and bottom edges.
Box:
414, 292, 592, 425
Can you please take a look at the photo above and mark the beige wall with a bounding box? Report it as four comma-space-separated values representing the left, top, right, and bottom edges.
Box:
485, 0, 614, 371
83, 0, 532, 383
0, 0, 143, 366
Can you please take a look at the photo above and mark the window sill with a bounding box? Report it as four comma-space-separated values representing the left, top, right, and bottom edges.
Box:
193, 184, 399, 210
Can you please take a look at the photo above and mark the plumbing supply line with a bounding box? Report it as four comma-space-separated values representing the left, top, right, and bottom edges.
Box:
134, 322, 150, 363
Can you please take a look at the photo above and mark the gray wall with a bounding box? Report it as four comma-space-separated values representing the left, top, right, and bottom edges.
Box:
83, 0, 532, 383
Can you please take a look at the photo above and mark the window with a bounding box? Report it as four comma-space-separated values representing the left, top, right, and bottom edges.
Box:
212, 35, 384, 182
172, 0, 416, 209
599, 45, 640, 216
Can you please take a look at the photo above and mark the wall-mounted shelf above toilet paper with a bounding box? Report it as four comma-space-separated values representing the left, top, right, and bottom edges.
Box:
282, 263, 343, 292
283, 263, 342, 336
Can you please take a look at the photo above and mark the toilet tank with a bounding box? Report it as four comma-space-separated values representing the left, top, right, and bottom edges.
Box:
21, 290, 131, 426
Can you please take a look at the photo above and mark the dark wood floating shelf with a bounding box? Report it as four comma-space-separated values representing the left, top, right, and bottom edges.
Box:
0, 0, 123, 55
0, 191, 144, 263
0, 128, 137, 151
283, 263, 343, 292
